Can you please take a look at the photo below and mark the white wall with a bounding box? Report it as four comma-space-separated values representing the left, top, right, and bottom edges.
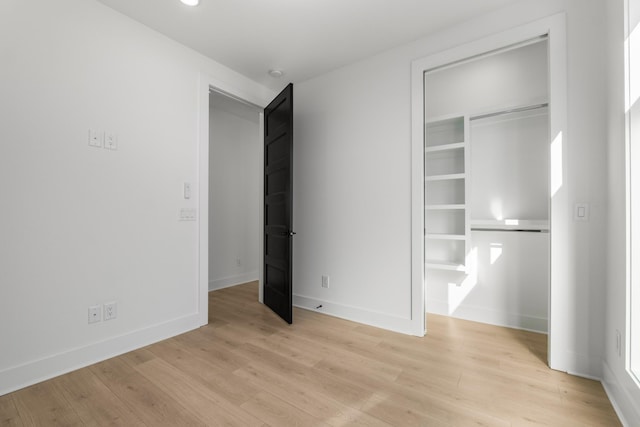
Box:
424, 41, 549, 118
603, 0, 640, 424
0, 0, 272, 395
209, 94, 261, 290
295, 0, 608, 377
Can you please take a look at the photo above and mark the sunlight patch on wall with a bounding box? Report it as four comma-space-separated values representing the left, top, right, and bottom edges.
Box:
448, 247, 478, 314
490, 243, 503, 265
550, 132, 563, 197
490, 199, 504, 220
626, 21, 640, 113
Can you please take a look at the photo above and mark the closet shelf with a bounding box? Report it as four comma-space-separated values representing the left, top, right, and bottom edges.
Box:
470, 219, 549, 231
424, 142, 465, 153
425, 173, 465, 182
425, 204, 465, 210
424, 115, 468, 274
425, 261, 466, 272
425, 233, 466, 240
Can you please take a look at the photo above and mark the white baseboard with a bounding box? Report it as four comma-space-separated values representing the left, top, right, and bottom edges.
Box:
209, 271, 258, 291
0, 313, 201, 397
566, 351, 602, 380
427, 299, 548, 333
602, 360, 640, 427
293, 294, 417, 335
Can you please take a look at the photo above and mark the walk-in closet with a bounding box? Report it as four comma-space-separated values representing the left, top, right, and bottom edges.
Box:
424, 38, 550, 333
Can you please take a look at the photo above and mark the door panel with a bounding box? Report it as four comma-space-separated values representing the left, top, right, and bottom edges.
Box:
263, 83, 293, 324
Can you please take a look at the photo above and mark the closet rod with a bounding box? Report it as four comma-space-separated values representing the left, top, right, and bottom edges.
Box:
471, 227, 549, 233
470, 103, 549, 122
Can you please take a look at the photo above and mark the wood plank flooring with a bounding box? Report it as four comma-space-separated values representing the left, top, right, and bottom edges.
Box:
0, 281, 621, 426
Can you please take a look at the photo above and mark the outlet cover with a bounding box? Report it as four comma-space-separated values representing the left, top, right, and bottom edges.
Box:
88, 129, 103, 148
179, 208, 197, 221
104, 302, 117, 321
574, 203, 589, 221
104, 132, 118, 150
88, 305, 101, 324
322, 275, 330, 288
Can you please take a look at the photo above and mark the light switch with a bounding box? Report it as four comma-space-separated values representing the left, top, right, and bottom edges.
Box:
574, 203, 589, 221
184, 182, 191, 199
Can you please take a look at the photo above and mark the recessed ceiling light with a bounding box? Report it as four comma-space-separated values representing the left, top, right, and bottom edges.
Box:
268, 69, 285, 78
180, 0, 199, 6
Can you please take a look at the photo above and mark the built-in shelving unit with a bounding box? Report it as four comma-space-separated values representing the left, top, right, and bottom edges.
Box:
424, 116, 470, 272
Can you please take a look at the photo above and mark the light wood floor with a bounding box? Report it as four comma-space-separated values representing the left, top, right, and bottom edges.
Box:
1, 282, 621, 426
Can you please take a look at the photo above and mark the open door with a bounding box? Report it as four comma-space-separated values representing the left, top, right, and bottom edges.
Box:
263, 83, 294, 324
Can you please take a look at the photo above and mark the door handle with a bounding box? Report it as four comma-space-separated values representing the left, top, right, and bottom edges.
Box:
288, 231, 297, 237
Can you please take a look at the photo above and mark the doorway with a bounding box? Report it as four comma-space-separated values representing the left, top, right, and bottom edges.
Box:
208, 89, 263, 308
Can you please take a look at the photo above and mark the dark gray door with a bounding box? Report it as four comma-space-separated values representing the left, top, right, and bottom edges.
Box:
263, 83, 293, 324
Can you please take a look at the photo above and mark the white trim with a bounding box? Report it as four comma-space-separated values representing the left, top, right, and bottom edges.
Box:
197, 74, 210, 327
410, 52, 426, 337
293, 295, 415, 335
258, 112, 265, 304
209, 272, 259, 291
427, 299, 548, 333
603, 360, 640, 427
0, 313, 200, 397
411, 13, 569, 369
623, 0, 640, 418
198, 73, 273, 321
565, 352, 603, 380
625, 0, 634, 387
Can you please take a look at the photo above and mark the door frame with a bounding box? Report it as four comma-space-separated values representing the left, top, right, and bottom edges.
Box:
410, 13, 570, 371
197, 74, 272, 326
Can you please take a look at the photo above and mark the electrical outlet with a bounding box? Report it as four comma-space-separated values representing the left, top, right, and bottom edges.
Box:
322, 275, 330, 289
104, 302, 117, 321
179, 208, 197, 221
104, 132, 118, 150
88, 129, 103, 148
236, 258, 242, 267
88, 305, 101, 324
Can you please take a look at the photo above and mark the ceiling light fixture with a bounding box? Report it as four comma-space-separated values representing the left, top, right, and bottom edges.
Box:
180, 0, 199, 6
268, 69, 284, 78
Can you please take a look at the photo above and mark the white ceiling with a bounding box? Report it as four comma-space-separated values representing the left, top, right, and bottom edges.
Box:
97, 0, 521, 91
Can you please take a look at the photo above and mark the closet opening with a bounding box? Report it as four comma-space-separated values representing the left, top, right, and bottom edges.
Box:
423, 37, 551, 353
411, 15, 568, 370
